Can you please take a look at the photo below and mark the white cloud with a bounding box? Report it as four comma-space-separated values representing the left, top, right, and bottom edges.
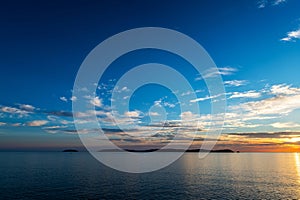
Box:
153, 99, 176, 108
47, 115, 57, 121
154, 100, 162, 107
19, 104, 35, 111
124, 111, 141, 118
27, 120, 48, 127
43, 125, 67, 129
70, 96, 77, 102
60, 96, 68, 102
97, 111, 142, 126
113, 86, 130, 93
224, 80, 247, 87
190, 93, 224, 102
0, 122, 6, 126
0, 106, 29, 116
12, 123, 22, 127
271, 122, 300, 128
281, 28, 300, 42
180, 111, 199, 121
0, 104, 35, 117
230, 94, 300, 116
195, 89, 203, 93
270, 84, 300, 95
217, 67, 237, 75
258, 0, 267, 8
196, 67, 237, 80
90, 97, 102, 107
163, 102, 176, 108
181, 90, 203, 96
258, 0, 286, 8
190, 96, 211, 102
221, 84, 300, 129
181, 91, 193, 96
273, 0, 286, 5
149, 112, 160, 116
60, 120, 71, 125
121, 86, 129, 92
44, 130, 58, 134
229, 90, 261, 99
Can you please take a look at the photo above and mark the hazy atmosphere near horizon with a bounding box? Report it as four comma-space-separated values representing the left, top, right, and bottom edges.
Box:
1, 0, 300, 152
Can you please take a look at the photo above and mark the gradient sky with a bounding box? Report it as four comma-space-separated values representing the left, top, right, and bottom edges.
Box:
1, 0, 300, 152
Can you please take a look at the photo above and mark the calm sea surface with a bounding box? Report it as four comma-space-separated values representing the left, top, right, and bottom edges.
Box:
1, 152, 300, 199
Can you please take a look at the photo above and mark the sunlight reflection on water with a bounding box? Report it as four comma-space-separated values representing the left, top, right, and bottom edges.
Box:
295, 153, 300, 183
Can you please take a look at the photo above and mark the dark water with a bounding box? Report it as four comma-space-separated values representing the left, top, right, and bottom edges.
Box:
1, 152, 300, 199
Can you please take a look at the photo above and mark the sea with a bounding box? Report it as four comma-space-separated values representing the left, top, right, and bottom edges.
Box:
1, 152, 300, 199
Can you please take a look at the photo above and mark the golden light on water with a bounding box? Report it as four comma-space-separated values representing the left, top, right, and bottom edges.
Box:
295, 153, 300, 183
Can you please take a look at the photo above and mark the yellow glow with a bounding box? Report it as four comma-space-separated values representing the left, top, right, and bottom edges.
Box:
290, 137, 300, 143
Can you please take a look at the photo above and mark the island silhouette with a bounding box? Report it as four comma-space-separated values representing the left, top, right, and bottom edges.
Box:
62, 149, 79, 152
98, 148, 236, 153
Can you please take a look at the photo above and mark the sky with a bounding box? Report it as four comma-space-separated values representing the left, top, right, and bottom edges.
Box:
1, 0, 300, 152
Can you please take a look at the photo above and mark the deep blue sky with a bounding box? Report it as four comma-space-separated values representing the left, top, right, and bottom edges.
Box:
1, 0, 300, 151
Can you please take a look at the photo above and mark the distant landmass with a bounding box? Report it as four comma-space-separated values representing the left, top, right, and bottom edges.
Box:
187, 149, 235, 153
99, 149, 236, 153
62, 149, 78, 152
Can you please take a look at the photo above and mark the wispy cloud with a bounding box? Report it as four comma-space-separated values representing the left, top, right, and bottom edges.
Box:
258, 0, 268, 8
47, 111, 73, 117
60, 96, 77, 102
119, 86, 130, 92
42, 125, 68, 134
270, 84, 300, 95
43, 125, 67, 129
0, 104, 36, 117
280, 28, 300, 42
163, 102, 176, 108
12, 123, 22, 127
112, 86, 130, 94
153, 98, 176, 108
257, 0, 286, 8
181, 90, 203, 96
195, 67, 237, 80
230, 91, 300, 116
60, 96, 68, 102
124, 111, 142, 118
271, 122, 300, 128
273, 0, 287, 6
229, 90, 261, 99
149, 112, 160, 116
18, 104, 35, 112
224, 80, 248, 87
227, 132, 297, 139
190, 93, 225, 102
27, 120, 48, 127
220, 84, 300, 130
60, 129, 95, 135
0, 106, 31, 117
